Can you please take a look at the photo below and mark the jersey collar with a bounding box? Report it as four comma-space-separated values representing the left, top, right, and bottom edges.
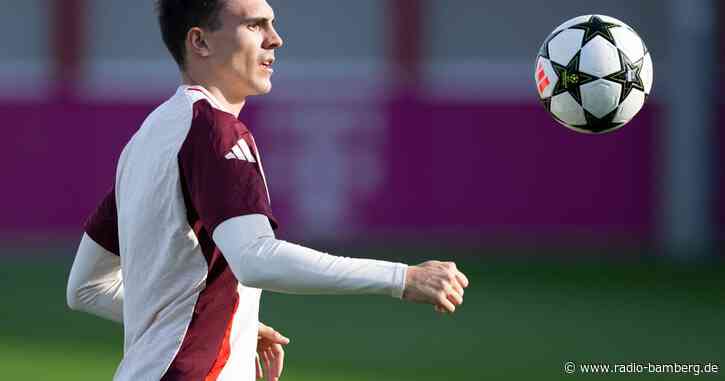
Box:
181, 85, 235, 116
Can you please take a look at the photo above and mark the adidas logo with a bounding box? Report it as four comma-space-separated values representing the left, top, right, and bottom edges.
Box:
224, 139, 257, 163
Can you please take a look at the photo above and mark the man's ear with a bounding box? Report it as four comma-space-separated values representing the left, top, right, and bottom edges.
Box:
187, 27, 212, 58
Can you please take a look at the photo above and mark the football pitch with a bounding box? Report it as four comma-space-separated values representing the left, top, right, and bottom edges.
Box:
1, 251, 723, 380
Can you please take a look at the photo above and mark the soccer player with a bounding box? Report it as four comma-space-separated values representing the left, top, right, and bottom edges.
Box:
66, 1, 469, 380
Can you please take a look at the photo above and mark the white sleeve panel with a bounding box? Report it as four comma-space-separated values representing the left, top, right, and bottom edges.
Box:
67, 233, 124, 323
213, 215, 408, 298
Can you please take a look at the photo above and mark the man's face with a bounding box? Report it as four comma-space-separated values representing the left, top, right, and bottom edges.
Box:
206, 0, 283, 97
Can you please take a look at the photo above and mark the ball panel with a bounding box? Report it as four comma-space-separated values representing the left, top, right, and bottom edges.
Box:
582, 108, 626, 134
552, 15, 592, 34
551, 117, 594, 134
547, 29, 585, 66
535, 56, 558, 99
550, 92, 587, 126
613, 89, 645, 124
596, 14, 627, 27
640, 53, 654, 95
580, 79, 621, 118
579, 36, 621, 77
611, 27, 645, 62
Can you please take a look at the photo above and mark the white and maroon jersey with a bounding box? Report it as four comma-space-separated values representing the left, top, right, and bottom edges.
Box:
85, 85, 277, 381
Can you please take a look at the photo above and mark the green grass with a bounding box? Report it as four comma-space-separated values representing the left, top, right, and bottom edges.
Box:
1, 254, 723, 380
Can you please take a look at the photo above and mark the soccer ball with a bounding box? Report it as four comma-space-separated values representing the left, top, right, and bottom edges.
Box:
535, 15, 653, 134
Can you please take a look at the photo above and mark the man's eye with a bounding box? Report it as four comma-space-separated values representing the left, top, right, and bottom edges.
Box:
248, 23, 261, 31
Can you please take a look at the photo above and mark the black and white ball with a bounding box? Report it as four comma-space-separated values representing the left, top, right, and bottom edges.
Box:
535, 15, 653, 134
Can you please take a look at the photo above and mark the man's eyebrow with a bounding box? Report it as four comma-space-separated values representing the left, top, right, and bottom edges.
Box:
241, 16, 275, 24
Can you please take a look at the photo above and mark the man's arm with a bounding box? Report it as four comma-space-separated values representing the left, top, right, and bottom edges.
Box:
214, 214, 406, 297
67, 187, 124, 323
213, 214, 468, 312
67, 233, 124, 323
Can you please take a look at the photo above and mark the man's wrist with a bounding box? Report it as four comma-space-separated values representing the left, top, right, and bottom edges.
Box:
392, 263, 409, 299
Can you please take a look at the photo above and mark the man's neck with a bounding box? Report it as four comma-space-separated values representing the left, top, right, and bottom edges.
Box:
182, 72, 246, 117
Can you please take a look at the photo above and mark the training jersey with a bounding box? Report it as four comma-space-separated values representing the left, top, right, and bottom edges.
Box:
85, 85, 276, 381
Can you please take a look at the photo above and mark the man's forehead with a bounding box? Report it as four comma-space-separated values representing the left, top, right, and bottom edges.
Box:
225, 0, 275, 19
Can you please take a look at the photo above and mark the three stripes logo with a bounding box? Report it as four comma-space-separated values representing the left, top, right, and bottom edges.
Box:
536, 61, 551, 96
224, 135, 271, 204
225, 139, 257, 163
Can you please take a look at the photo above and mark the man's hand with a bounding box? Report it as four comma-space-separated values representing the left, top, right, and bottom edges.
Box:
402, 261, 469, 314
256, 322, 290, 381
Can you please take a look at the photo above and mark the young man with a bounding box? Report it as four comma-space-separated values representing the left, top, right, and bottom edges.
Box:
66, 1, 469, 380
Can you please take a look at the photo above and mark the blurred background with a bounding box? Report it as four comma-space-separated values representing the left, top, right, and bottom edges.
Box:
1, 1, 722, 380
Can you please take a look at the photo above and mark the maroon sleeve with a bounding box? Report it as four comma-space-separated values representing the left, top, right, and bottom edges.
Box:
84, 187, 120, 255
178, 100, 278, 234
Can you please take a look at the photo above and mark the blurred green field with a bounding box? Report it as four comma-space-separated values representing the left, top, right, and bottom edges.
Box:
1, 252, 723, 380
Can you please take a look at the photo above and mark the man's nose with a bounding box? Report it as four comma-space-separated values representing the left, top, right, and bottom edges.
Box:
265, 28, 283, 49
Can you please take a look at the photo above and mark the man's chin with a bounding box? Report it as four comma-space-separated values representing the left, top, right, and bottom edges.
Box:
248, 83, 273, 97
258, 77, 274, 92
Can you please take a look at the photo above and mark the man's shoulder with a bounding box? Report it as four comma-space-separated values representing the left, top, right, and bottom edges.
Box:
183, 90, 249, 158
116, 88, 195, 179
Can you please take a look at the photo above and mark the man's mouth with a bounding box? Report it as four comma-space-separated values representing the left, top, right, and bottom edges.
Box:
261, 58, 275, 73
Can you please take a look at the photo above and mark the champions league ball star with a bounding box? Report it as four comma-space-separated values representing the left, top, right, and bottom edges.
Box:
535, 15, 654, 134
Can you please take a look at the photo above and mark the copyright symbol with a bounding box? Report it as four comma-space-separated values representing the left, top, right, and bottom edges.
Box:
564, 361, 576, 374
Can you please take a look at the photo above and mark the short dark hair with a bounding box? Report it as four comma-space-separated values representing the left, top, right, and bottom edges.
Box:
156, 0, 226, 68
